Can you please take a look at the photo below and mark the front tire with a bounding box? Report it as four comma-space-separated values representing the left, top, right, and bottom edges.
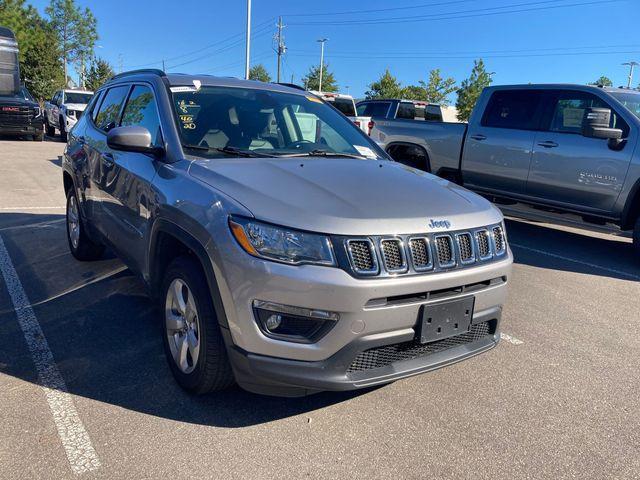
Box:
66, 188, 104, 261
161, 256, 234, 394
45, 119, 55, 137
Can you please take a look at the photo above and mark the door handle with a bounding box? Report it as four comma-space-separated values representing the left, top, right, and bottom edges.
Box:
470, 134, 487, 141
537, 141, 559, 148
101, 153, 114, 167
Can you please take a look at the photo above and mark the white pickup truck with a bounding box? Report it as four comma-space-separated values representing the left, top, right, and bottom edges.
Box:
44, 89, 93, 141
310, 91, 373, 134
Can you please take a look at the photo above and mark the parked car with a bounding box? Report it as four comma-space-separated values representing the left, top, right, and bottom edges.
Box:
310, 90, 373, 134
369, 84, 640, 257
44, 89, 93, 141
0, 85, 43, 141
62, 69, 512, 396
0, 25, 20, 95
356, 98, 452, 124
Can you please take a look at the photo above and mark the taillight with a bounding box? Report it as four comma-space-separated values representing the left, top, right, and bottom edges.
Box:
367, 120, 375, 136
354, 120, 361, 128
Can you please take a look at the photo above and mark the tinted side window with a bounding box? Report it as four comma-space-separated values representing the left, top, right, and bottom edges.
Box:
90, 91, 104, 122
94, 85, 130, 132
397, 103, 416, 120
482, 91, 541, 130
120, 85, 162, 145
332, 98, 356, 117
547, 91, 629, 137
357, 102, 391, 118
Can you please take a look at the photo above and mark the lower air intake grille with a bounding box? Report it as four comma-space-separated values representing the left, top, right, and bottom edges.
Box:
493, 226, 505, 254
381, 239, 405, 272
477, 231, 491, 258
409, 238, 431, 269
347, 240, 376, 273
457, 233, 474, 262
435, 236, 454, 266
347, 321, 492, 373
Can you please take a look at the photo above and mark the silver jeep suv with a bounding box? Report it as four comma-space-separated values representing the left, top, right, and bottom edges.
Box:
62, 69, 513, 396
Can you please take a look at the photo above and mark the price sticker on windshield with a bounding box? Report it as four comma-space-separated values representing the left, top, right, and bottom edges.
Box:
354, 145, 377, 159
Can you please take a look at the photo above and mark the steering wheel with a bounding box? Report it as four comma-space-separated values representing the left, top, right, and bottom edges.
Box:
286, 140, 314, 150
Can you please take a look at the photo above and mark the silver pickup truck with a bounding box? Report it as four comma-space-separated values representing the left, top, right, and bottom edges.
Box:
363, 85, 640, 256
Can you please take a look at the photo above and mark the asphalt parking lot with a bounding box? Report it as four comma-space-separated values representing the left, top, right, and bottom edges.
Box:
1, 139, 639, 480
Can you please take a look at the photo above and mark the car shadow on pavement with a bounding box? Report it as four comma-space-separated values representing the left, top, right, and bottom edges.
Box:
505, 219, 640, 281
49, 156, 62, 168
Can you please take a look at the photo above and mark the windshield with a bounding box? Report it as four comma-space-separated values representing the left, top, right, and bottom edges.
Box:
172, 86, 385, 159
331, 98, 356, 117
0, 87, 34, 101
610, 91, 640, 120
64, 92, 92, 104
357, 101, 391, 118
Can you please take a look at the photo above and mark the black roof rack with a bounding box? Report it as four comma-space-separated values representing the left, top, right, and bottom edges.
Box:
110, 69, 165, 81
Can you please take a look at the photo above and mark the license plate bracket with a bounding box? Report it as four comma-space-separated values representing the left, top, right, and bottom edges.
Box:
416, 297, 475, 344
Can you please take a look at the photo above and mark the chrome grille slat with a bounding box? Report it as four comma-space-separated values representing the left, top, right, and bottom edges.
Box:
456, 233, 475, 264
346, 239, 378, 275
476, 230, 492, 259
493, 226, 506, 255
380, 238, 407, 273
409, 237, 432, 271
434, 235, 455, 268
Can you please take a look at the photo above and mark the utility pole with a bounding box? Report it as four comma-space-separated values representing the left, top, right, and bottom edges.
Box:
317, 38, 328, 92
244, 0, 252, 80
275, 16, 286, 83
623, 61, 639, 88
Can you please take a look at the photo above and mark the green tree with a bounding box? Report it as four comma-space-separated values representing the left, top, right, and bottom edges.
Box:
0, 0, 64, 99
455, 59, 493, 122
301, 63, 338, 92
46, 0, 98, 87
365, 69, 403, 99
406, 69, 456, 105
85, 57, 114, 91
589, 75, 613, 87
248, 64, 272, 83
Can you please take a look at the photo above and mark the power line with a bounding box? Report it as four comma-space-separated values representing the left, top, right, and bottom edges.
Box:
283, 0, 474, 17
287, 0, 621, 26
123, 17, 276, 69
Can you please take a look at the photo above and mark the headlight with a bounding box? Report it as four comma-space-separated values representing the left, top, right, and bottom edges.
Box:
34, 107, 42, 118
229, 217, 336, 266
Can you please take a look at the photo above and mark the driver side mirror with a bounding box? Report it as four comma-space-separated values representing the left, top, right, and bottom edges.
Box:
107, 126, 163, 156
582, 107, 623, 141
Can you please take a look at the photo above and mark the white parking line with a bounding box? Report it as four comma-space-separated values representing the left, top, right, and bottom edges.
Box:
510, 242, 640, 281
0, 234, 101, 474
500, 333, 524, 345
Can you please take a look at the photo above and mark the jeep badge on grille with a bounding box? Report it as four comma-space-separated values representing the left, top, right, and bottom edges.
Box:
429, 219, 451, 229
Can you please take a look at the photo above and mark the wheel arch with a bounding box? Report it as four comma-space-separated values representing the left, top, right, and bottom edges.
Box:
385, 141, 431, 173
621, 178, 640, 230
149, 219, 230, 328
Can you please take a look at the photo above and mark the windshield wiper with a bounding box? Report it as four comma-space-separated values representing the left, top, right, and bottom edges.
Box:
181, 144, 274, 158
273, 149, 368, 159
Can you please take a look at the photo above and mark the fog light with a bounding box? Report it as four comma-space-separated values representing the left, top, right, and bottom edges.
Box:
252, 300, 339, 344
265, 314, 282, 331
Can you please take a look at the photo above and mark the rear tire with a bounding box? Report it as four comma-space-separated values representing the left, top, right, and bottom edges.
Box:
66, 188, 104, 261
161, 256, 235, 394
45, 120, 55, 137
633, 217, 640, 259
59, 116, 68, 142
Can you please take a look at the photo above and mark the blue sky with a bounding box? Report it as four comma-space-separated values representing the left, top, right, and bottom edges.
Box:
30, 0, 640, 98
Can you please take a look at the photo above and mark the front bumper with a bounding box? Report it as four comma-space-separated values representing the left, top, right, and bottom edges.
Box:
227, 307, 501, 396
0, 121, 43, 136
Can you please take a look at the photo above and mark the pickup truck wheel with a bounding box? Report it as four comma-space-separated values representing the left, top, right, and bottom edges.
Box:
59, 116, 67, 142
633, 217, 640, 259
45, 120, 55, 137
66, 189, 104, 261
162, 256, 234, 394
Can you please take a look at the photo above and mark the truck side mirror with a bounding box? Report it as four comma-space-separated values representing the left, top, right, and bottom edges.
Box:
582, 107, 623, 141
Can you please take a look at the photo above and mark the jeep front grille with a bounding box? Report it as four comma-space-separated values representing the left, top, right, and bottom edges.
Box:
341, 223, 506, 278
380, 239, 406, 273
346, 239, 378, 274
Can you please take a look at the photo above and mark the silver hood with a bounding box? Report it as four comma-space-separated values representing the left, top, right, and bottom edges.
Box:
189, 157, 503, 236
